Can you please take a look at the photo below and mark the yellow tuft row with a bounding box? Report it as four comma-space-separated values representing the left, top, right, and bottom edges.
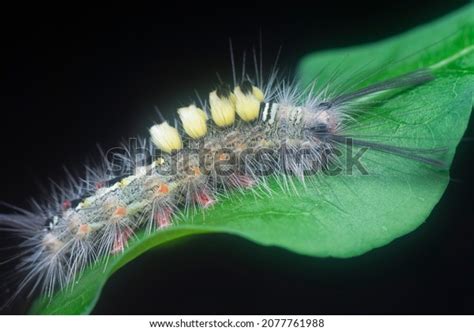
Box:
149, 82, 264, 153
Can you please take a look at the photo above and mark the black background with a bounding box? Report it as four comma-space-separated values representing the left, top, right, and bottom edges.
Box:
1, 2, 473, 314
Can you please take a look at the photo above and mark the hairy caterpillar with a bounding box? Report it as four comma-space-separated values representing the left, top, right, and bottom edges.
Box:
0, 42, 451, 312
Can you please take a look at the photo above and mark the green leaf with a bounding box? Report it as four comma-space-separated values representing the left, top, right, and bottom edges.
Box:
29, 5, 474, 314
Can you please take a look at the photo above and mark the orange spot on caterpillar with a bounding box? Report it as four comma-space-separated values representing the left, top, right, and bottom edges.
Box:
95, 181, 105, 189
158, 183, 169, 194
113, 206, 127, 217
192, 166, 202, 176
76, 224, 91, 238
218, 152, 230, 161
